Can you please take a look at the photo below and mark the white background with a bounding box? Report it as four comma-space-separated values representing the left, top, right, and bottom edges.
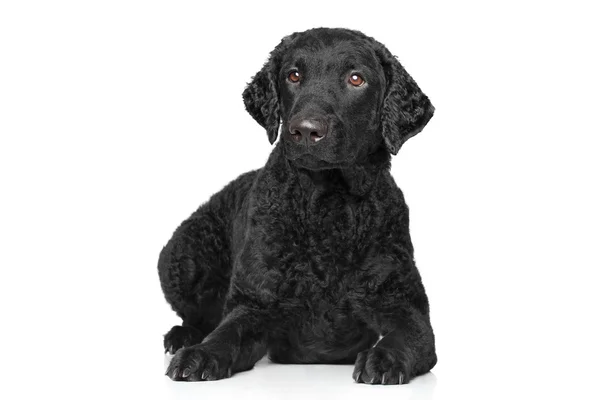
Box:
1, 1, 599, 399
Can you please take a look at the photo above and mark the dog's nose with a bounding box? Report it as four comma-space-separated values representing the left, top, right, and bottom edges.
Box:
289, 118, 328, 143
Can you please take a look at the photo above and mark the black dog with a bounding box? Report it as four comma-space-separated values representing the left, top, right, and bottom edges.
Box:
159, 28, 436, 385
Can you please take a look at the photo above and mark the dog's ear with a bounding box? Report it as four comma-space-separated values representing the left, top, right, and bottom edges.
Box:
243, 35, 295, 144
376, 45, 435, 155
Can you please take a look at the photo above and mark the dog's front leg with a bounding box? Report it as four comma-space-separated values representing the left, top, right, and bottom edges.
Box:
166, 305, 269, 381
351, 253, 437, 385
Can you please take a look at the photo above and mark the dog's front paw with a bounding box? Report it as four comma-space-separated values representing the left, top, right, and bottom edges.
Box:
352, 347, 413, 385
163, 325, 205, 354
166, 345, 232, 381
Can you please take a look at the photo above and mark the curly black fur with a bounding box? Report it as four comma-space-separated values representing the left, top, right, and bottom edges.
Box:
159, 28, 437, 385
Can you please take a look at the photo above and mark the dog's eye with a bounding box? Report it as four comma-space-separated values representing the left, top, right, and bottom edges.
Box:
348, 74, 365, 87
288, 70, 301, 83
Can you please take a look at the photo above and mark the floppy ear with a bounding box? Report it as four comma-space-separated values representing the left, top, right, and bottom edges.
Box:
242, 35, 296, 144
377, 46, 435, 155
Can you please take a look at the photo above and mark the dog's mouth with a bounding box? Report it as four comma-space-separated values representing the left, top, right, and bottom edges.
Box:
288, 153, 354, 171
282, 131, 356, 170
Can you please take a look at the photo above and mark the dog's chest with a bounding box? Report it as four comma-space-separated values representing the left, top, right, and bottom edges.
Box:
269, 188, 380, 305
264, 189, 381, 361
277, 190, 372, 281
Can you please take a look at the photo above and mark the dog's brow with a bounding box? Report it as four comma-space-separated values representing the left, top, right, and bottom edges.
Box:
284, 55, 307, 71
340, 58, 360, 70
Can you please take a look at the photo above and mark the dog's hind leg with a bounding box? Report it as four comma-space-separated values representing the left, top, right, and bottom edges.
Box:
158, 209, 231, 354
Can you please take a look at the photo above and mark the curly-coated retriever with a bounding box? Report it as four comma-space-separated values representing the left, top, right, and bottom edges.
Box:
159, 27, 437, 385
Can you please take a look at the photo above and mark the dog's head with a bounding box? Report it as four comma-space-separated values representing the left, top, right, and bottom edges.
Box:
243, 28, 434, 170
